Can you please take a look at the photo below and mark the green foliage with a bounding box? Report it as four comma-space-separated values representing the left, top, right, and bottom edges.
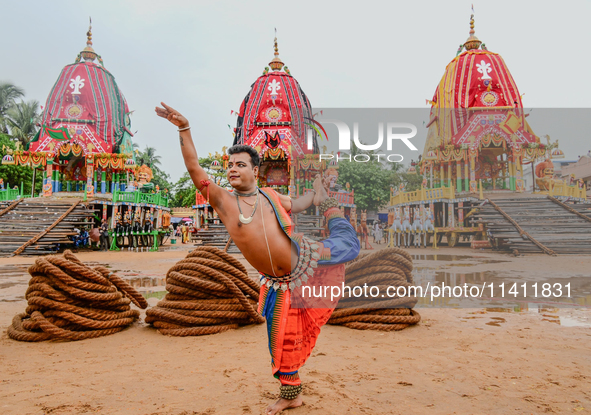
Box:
136, 146, 162, 168
0, 134, 42, 195
390, 169, 425, 192
6, 100, 40, 146
198, 155, 229, 188
336, 153, 424, 211
170, 172, 197, 207
0, 83, 25, 134
151, 166, 172, 193
336, 158, 392, 211
0, 82, 39, 145
134, 145, 172, 193
168, 156, 229, 208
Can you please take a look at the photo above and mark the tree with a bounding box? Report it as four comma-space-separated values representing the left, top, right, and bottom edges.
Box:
336, 157, 392, 211
6, 100, 40, 146
335, 154, 426, 211
0, 83, 25, 134
198, 155, 229, 188
389, 168, 425, 192
0, 134, 41, 195
133, 144, 172, 193
151, 167, 172, 194
169, 155, 229, 207
136, 146, 162, 168
170, 172, 197, 207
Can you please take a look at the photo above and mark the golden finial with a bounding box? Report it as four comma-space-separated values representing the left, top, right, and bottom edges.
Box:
269, 28, 285, 71
80, 17, 98, 62
463, 13, 482, 51
87, 17, 93, 46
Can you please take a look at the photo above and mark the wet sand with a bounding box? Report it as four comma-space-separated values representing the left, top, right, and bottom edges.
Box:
1, 245, 590, 414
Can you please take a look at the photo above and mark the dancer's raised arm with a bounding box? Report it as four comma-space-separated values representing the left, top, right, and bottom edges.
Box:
155, 102, 226, 207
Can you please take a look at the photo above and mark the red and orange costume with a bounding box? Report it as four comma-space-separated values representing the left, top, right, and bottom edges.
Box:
257, 188, 360, 390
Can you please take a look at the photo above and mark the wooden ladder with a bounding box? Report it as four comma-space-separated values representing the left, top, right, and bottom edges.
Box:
547, 196, 591, 224
487, 199, 557, 256
12, 200, 81, 256
0, 198, 23, 218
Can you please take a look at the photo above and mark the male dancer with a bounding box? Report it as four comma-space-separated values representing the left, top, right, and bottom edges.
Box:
156, 103, 360, 414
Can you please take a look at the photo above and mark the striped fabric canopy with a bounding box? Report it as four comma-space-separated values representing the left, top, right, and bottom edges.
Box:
234, 71, 318, 157
30, 60, 130, 155
423, 48, 538, 158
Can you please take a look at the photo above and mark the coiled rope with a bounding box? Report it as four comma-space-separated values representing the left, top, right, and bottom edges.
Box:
145, 246, 264, 336
7, 250, 148, 342
328, 247, 421, 331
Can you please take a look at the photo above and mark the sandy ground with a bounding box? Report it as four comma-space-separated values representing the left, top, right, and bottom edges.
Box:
1, 244, 590, 415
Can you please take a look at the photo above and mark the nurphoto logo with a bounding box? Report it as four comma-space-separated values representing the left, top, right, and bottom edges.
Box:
308, 119, 419, 163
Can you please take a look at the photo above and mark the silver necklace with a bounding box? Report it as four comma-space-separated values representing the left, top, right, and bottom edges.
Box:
234, 188, 259, 197
236, 191, 259, 224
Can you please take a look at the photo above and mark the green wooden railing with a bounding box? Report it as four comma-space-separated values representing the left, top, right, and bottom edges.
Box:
112, 189, 169, 207
0, 188, 20, 201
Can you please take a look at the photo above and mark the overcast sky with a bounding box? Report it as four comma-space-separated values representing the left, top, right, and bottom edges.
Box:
1, 0, 590, 181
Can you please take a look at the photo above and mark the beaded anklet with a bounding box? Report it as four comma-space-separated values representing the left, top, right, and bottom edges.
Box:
280, 384, 302, 400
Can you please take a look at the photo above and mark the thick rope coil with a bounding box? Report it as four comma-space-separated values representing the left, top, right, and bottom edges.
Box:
328, 247, 421, 331
145, 246, 264, 336
7, 250, 147, 342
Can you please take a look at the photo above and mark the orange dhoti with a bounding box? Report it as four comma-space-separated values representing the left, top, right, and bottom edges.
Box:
258, 263, 345, 386
257, 189, 360, 388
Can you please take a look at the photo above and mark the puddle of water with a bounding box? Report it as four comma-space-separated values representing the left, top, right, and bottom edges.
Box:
0, 281, 28, 290
142, 290, 167, 300
83, 262, 112, 268
441, 263, 484, 267
0, 264, 32, 302
122, 275, 168, 300
412, 269, 591, 309
155, 243, 196, 252
127, 276, 166, 288
82, 264, 164, 281
0, 264, 31, 277
411, 254, 507, 264
0, 261, 168, 302
1, 297, 25, 302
